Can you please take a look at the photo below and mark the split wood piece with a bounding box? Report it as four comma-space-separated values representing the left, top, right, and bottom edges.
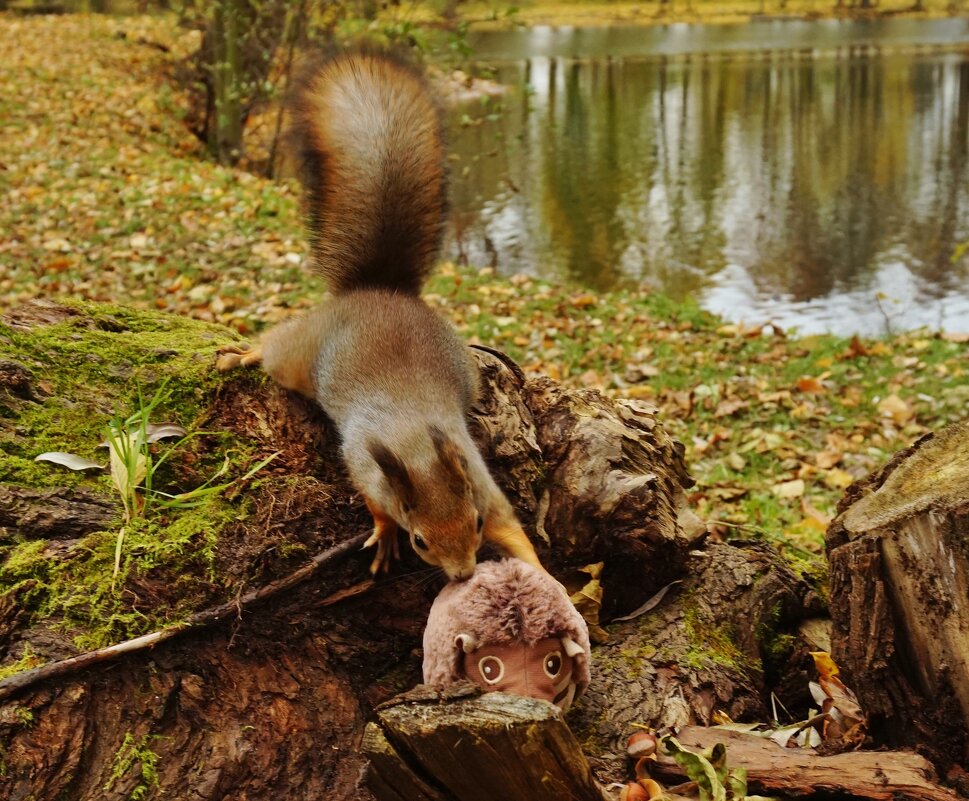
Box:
652, 726, 959, 801
826, 419, 969, 767
0, 531, 369, 703
364, 685, 606, 801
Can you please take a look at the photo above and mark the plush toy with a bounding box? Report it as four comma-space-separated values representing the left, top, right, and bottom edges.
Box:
423, 558, 591, 711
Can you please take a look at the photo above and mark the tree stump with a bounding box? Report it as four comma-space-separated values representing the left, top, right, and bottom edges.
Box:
363, 685, 605, 801
826, 419, 969, 769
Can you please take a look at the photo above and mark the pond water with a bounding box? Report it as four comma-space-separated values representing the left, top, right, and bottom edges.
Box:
444, 19, 969, 335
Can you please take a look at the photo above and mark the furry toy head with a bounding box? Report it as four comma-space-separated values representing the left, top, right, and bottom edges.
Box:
422, 559, 591, 711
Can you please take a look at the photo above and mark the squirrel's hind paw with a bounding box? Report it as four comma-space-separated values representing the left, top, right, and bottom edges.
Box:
216, 343, 263, 372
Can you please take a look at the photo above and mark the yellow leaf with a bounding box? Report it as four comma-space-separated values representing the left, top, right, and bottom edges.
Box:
815, 449, 842, 469
877, 394, 913, 425
823, 468, 855, 490
810, 650, 840, 679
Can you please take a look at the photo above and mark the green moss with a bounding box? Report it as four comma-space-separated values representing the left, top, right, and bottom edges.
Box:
105, 732, 163, 801
0, 645, 43, 682
0, 302, 270, 663
756, 602, 797, 672
0, 495, 238, 654
0, 300, 240, 488
682, 599, 749, 673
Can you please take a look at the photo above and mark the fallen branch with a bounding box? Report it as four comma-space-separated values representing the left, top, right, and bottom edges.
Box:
0, 531, 369, 703
653, 726, 959, 801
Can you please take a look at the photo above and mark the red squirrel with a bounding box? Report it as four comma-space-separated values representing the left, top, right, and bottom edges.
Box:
217, 52, 543, 582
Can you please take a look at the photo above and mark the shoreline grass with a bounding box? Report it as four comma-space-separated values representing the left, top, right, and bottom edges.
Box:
406, 0, 965, 29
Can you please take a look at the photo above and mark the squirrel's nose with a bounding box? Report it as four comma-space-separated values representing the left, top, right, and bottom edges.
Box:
448, 560, 476, 582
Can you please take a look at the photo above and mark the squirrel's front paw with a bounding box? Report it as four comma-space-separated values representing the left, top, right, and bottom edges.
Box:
364, 522, 401, 575
216, 343, 263, 372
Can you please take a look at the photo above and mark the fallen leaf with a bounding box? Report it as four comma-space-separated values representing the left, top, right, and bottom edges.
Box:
800, 496, 832, 526
795, 376, 825, 394
714, 398, 749, 418
612, 580, 682, 622
822, 468, 855, 490
814, 448, 842, 469
570, 563, 608, 643
145, 422, 187, 442
810, 651, 840, 679
876, 394, 912, 425
34, 452, 104, 471
771, 479, 805, 499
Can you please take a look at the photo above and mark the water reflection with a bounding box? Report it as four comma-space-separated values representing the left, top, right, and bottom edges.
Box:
446, 36, 969, 334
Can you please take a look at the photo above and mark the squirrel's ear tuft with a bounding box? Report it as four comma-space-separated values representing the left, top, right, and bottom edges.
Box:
429, 426, 469, 496
369, 442, 416, 509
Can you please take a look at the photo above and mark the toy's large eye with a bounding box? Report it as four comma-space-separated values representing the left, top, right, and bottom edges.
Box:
413, 534, 429, 551
478, 656, 505, 685
543, 650, 563, 679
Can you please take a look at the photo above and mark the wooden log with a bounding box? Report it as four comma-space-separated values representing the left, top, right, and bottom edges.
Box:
363, 685, 605, 801
652, 726, 959, 801
569, 540, 821, 780
0, 301, 709, 801
826, 419, 969, 768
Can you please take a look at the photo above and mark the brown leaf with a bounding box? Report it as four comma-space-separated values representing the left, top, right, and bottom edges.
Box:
795, 376, 825, 394
845, 335, 870, 358
713, 398, 749, 418
815, 448, 842, 469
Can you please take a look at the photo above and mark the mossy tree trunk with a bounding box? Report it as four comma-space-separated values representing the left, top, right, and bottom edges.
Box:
1, 301, 817, 800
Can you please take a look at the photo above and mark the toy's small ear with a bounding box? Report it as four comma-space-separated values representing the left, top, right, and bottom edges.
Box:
562, 636, 584, 658
455, 633, 477, 653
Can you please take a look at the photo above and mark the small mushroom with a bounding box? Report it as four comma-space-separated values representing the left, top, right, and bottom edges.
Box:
627, 731, 658, 759
619, 783, 649, 801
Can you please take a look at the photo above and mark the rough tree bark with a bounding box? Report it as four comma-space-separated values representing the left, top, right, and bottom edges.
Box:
827, 419, 969, 771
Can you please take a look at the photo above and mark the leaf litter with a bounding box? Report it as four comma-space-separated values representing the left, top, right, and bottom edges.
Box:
2, 14, 968, 566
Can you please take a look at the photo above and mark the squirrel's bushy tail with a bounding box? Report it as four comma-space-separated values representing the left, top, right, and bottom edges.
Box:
288, 51, 447, 296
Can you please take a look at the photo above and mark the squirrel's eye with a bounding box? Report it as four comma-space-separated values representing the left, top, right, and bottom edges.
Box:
543, 651, 563, 679
478, 656, 505, 685
413, 534, 429, 551
476, 514, 484, 533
